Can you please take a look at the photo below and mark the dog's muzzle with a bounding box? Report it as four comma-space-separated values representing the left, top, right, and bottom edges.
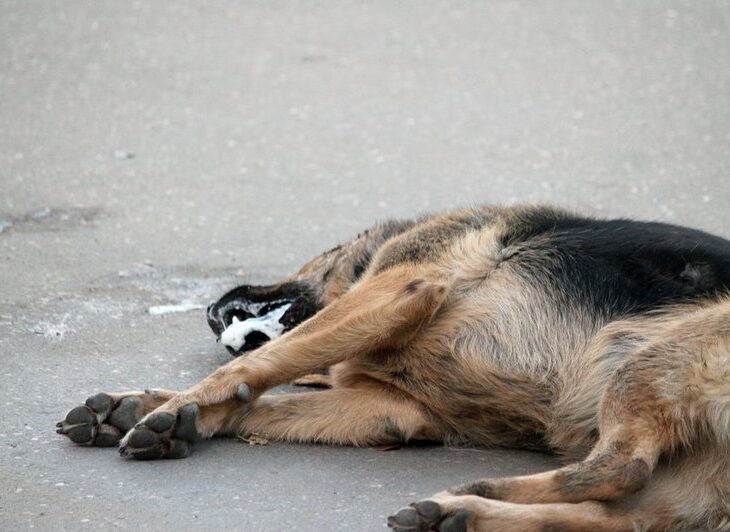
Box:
206, 283, 321, 356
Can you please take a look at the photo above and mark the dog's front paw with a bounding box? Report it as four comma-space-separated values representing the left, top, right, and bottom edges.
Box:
57, 392, 146, 447
119, 403, 201, 460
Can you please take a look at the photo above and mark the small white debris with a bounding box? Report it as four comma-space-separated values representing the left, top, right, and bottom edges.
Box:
31, 207, 52, 220
148, 302, 206, 316
114, 149, 134, 160
220, 304, 291, 351
33, 314, 72, 339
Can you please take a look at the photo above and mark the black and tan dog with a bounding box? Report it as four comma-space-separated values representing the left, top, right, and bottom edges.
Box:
57, 205, 730, 531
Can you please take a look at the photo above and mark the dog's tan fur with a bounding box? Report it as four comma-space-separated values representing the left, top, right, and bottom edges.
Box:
60, 205, 730, 531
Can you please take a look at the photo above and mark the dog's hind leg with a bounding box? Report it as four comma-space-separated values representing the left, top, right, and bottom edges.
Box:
446, 301, 730, 507
447, 387, 664, 506
447, 426, 661, 506
388, 494, 648, 532
110, 264, 448, 459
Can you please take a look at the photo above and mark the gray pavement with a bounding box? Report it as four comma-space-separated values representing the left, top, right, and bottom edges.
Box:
1, 1, 729, 530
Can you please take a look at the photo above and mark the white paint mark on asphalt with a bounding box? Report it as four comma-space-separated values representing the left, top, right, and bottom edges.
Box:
147, 302, 206, 315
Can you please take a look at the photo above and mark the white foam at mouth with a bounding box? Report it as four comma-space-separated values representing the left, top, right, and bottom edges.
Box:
219, 303, 292, 351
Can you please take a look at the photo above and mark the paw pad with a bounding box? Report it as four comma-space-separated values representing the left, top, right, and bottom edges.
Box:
120, 403, 200, 460
57, 393, 131, 447
388, 500, 470, 532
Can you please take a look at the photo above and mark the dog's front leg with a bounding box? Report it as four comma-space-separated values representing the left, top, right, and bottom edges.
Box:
117, 264, 448, 459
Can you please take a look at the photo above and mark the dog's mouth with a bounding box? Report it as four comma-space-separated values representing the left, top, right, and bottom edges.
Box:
221, 300, 292, 352
207, 284, 321, 356
207, 298, 291, 355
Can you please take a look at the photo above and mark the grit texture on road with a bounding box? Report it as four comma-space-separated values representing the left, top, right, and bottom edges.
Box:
1, 1, 729, 530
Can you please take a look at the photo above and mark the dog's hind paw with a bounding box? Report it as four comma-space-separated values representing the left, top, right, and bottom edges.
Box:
387, 501, 471, 532
56, 393, 144, 447
119, 403, 200, 460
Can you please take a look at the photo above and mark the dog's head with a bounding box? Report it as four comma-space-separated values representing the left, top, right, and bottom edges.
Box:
206, 245, 352, 356
207, 223, 408, 356
206, 281, 321, 356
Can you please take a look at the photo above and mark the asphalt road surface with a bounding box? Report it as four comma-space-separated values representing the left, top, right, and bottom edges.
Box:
1, 1, 729, 530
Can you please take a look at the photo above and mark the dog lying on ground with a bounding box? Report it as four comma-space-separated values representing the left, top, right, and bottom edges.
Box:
58, 205, 730, 531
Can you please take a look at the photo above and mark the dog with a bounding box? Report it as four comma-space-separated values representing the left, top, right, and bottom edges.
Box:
57, 205, 730, 531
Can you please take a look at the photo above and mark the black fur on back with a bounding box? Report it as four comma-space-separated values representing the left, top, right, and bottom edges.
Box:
501, 207, 730, 319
